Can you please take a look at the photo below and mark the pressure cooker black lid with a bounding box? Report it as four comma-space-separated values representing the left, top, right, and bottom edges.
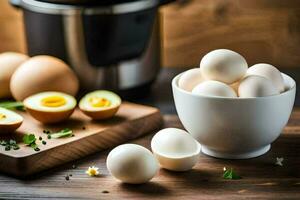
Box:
36, 0, 174, 6
37, 0, 153, 6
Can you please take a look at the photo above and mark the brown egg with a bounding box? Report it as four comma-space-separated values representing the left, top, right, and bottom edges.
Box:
0, 107, 23, 134
10, 55, 79, 101
79, 90, 121, 120
0, 52, 29, 98
23, 91, 77, 124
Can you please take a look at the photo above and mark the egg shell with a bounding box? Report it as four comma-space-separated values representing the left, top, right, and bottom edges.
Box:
200, 49, 248, 84
0, 108, 23, 134
23, 92, 77, 124
80, 107, 119, 120
107, 144, 158, 184
25, 108, 75, 124
192, 80, 237, 98
178, 68, 204, 92
0, 52, 29, 98
238, 75, 280, 98
247, 63, 285, 93
10, 55, 79, 101
79, 90, 121, 120
151, 128, 201, 171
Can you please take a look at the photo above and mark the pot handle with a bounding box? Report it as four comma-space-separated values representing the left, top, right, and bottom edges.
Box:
9, 0, 22, 8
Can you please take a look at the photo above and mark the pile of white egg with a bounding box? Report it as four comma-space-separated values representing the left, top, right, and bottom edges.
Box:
106, 128, 200, 184
179, 49, 286, 98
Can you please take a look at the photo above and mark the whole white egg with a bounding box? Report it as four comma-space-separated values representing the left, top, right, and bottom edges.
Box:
178, 68, 204, 92
247, 63, 285, 93
238, 75, 279, 97
200, 49, 248, 84
192, 80, 237, 97
151, 128, 201, 171
106, 144, 158, 184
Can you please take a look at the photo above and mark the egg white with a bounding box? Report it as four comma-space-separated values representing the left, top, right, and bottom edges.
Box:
79, 90, 121, 111
0, 107, 23, 124
24, 91, 76, 112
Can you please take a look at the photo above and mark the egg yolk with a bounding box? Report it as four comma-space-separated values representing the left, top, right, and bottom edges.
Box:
0, 113, 6, 120
41, 96, 66, 107
89, 97, 111, 108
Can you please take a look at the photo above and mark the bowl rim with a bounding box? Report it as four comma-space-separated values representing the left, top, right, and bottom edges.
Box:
172, 71, 296, 100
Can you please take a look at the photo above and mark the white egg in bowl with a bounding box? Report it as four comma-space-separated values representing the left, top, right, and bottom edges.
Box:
172, 72, 296, 159
151, 128, 201, 171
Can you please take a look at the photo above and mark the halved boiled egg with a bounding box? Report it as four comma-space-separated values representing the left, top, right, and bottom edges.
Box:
79, 90, 121, 120
0, 107, 23, 133
151, 128, 201, 171
24, 91, 76, 124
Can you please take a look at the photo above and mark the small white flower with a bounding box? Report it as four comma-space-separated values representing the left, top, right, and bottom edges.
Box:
86, 166, 100, 176
223, 167, 227, 171
275, 157, 284, 166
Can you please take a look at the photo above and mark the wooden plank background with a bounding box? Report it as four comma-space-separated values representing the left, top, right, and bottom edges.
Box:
161, 0, 300, 68
0, 0, 25, 54
1, 0, 300, 68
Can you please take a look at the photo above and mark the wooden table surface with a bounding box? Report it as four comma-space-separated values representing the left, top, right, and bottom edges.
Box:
0, 113, 299, 200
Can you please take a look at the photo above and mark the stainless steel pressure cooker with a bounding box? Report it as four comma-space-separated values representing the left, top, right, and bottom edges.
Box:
10, 0, 174, 97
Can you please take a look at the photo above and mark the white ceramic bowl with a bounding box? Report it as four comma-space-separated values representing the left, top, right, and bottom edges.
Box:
172, 73, 296, 159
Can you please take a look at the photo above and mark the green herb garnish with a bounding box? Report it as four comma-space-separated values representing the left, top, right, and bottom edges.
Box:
0, 101, 25, 111
223, 167, 241, 180
23, 134, 40, 151
0, 139, 20, 151
50, 128, 73, 139
23, 134, 36, 144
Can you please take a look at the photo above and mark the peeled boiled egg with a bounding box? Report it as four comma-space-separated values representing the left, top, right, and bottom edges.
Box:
0, 52, 29, 98
79, 90, 121, 120
0, 107, 23, 134
200, 49, 248, 84
247, 63, 285, 93
192, 80, 237, 98
23, 91, 76, 124
106, 144, 158, 184
178, 68, 204, 92
238, 75, 279, 97
151, 128, 201, 171
10, 55, 79, 101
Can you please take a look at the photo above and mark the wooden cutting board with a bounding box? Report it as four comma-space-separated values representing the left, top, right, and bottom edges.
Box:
0, 102, 162, 177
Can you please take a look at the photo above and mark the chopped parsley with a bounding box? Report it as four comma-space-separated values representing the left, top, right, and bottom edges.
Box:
0, 139, 20, 151
223, 167, 241, 180
23, 134, 40, 151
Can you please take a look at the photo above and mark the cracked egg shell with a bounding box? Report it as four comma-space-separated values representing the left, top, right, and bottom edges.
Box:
79, 90, 121, 120
24, 91, 76, 124
0, 107, 23, 134
151, 128, 201, 171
